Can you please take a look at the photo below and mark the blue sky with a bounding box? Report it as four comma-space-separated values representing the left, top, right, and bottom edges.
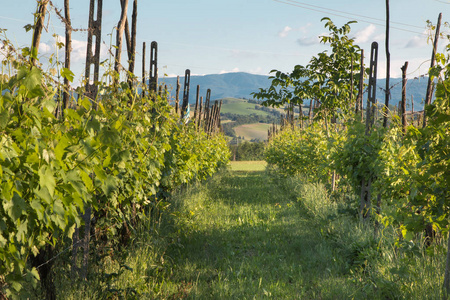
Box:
1, 0, 449, 85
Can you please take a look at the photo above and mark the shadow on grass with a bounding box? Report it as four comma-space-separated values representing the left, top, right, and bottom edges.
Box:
160, 171, 354, 299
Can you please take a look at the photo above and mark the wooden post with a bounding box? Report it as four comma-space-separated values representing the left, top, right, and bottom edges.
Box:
63, 0, 72, 112
181, 69, 191, 119
308, 100, 313, 124
84, 0, 103, 102
141, 42, 146, 97
361, 42, 378, 221
114, 0, 129, 79
423, 13, 442, 128
127, 0, 137, 87
30, 0, 49, 66
383, 0, 391, 128
366, 42, 378, 135
149, 41, 158, 93
198, 96, 203, 130
350, 54, 354, 107
175, 76, 180, 115
194, 85, 200, 125
204, 89, 211, 126
356, 49, 364, 118
401, 62, 408, 135
75, 0, 102, 284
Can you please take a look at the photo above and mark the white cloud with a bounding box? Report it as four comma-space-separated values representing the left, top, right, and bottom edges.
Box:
278, 23, 312, 38
39, 35, 108, 63
278, 26, 293, 38
296, 36, 320, 46
405, 30, 428, 49
219, 67, 240, 74
354, 24, 376, 44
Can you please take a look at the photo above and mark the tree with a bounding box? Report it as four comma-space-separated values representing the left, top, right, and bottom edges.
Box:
253, 18, 363, 123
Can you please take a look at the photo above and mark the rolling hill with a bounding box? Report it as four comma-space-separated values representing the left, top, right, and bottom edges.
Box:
160, 72, 430, 110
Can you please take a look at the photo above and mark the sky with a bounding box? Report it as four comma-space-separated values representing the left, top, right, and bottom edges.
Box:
1, 0, 449, 86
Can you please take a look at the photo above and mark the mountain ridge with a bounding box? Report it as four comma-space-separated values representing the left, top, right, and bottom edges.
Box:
159, 72, 430, 110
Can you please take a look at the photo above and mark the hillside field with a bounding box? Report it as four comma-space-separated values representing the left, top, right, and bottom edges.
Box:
234, 123, 271, 141
220, 98, 271, 116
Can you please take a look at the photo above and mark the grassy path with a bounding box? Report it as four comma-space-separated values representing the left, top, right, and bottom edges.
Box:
59, 161, 444, 299
160, 162, 349, 298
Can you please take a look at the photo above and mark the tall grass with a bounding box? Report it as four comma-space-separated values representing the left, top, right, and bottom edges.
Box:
53, 166, 446, 299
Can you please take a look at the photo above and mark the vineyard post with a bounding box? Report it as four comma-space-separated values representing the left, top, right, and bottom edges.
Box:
30, 0, 49, 66
308, 100, 313, 124
411, 95, 415, 126
204, 89, 211, 128
365, 42, 378, 135
356, 49, 364, 118
63, 0, 72, 113
198, 96, 203, 131
290, 102, 294, 128
141, 42, 146, 97
361, 42, 378, 221
401, 62, 408, 135
73, 0, 103, 282
175, 76, 180, 115
181, 69, 191, 120
423, 13, 442, 128
114, 0, 129, 87
127, 0, 137, 88
149, 41, 158, 94
194, 85, 200, 126
383, 0, 391, 128
211, 101, 218, 134
350, 55, 354, 106
84, 0, 103, 103
213, 101, 219, 134
299, 105, 303, 129
206, 101, 215, 134
217, 99, 223, 132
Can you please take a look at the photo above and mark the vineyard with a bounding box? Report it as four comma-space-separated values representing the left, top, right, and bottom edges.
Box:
1, 0, 450, 299
254, 15, 450, 299
0, 0, 230, 298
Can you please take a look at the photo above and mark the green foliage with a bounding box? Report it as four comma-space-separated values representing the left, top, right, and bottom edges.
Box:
253, 18, 363, 120
229, 140, 265, 161
0, 40, 229, 297
264, 124, 332, 183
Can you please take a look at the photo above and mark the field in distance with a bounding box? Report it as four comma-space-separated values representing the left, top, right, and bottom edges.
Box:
219, 98, 280, 142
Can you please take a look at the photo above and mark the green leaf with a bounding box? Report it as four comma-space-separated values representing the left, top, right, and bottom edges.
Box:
0, 110, 8, 129
4, 192, 27, 221
39, 166, 56, 197
101, 175, 117, 197
34, 187, 52, 205
30, 199, 45, 220
61, 68, 75, 83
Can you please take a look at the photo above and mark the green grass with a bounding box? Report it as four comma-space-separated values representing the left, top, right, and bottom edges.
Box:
220, 98, 270, 116
54, 169, 447, 299
233, 123, 271, 141
228, 160, 267, 172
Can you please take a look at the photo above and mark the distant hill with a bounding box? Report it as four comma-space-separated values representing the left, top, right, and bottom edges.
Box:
159, 72, 271, 102
159, 72, 430, 110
